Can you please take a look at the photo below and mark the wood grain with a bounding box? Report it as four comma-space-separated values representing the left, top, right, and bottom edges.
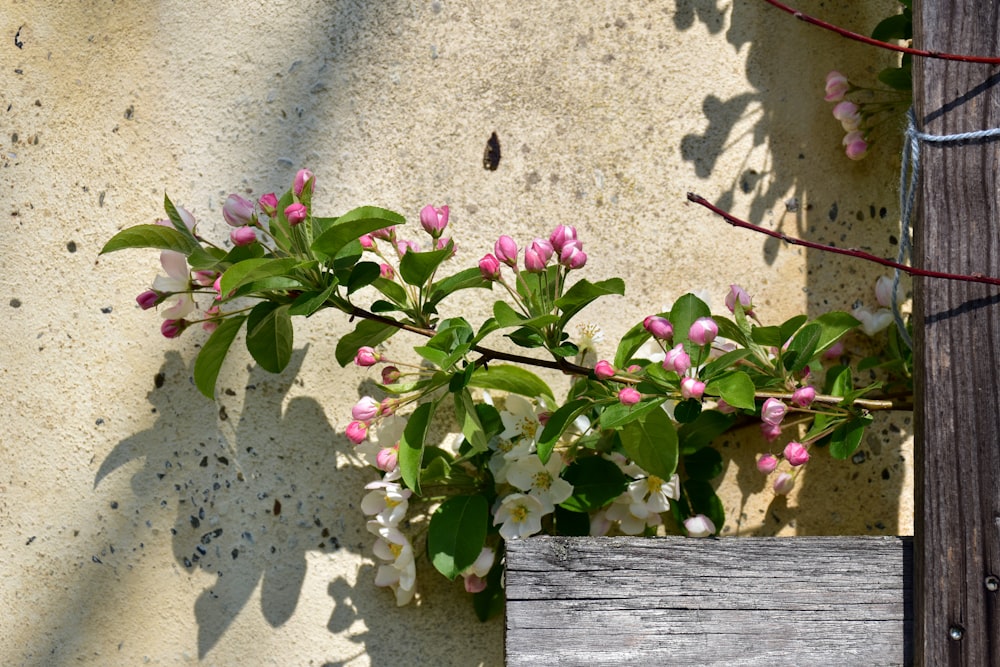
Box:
505, 536, 912, 666
913, 2, 1000, 664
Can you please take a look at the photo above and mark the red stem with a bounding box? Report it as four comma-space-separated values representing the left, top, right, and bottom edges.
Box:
761, 0, 1000, 65
687, 193, 1000, 287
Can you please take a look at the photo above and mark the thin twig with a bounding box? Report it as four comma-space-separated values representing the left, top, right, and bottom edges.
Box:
687, 192, 1000, 287
761, 0, 1000, 65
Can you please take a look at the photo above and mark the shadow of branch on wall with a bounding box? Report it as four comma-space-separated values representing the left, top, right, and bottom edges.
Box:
96, 349, 374, 658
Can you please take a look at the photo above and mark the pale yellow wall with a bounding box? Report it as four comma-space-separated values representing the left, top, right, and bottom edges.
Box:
2, 1, 909, 665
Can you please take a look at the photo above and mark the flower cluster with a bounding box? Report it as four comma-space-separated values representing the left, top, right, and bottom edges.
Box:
104, 169, 894, 617
823, 70, 909, 161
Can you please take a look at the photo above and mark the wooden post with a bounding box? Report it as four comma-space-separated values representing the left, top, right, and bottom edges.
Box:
913, 2, 1000, 665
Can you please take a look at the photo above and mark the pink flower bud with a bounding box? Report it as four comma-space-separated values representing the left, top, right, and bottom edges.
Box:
684, 514, 716, 537
559, 241, 587, 269
833, 100, 861, 131
192, 270, 218, 287
725, 284, 754, 316
716, 399, 736, 414
436, 236, 456, 257
594, 360, 616, 380
464, 574, 487, 594
380, 366, 401, 385
359, 234, 375, 249
478, 254, 501, 280
792, 386, 816, 408
537, 411, 551, 426
760, 398, 787, 426
875, 275, 894, 308
823, 341, 844, 360
494, 235, 518, 266
352, 396, 380, 422
294, 168, 314, 196
285, 202, 307, 226
380, 398, 399, 416
844, 133, 869, 160
396, 239, 419, 256
681, 377, 705, 400
223, 194, 255, 227
373, 226, 395, 241
688, 317, 718, 346
136, 290, 161, 310
354, 346, 380, 367
824, 70, 850, 102
773, 472, 795, 495
626, 364, 641, 373
346, 420, 368, 444
379, 263, 395, 279
784, 441, 810, 467
662, 344, 691, 374
549, 224, 578, 253
618, 387, 641, 405
757, 453, 779, 474
760, 421, 782, 443
376, 445, 398, 472
419, 204, 449, 237
229, 225, 257, 246
524, 238, 553, 273
643, 315, 673, 340
161, 318, 187, 339
258, 193, 278, 217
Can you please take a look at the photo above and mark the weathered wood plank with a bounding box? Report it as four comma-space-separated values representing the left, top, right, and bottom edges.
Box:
913, 3, 1000, 665
505, 536, 912, 666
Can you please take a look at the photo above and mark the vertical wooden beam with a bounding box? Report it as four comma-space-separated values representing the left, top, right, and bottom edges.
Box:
913, 2, 1000, 664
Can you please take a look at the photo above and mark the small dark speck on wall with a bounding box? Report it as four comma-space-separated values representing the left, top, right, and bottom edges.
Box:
124, 105, 134, 120
154, 372, 165, 388
828, 202, 838, 221
10, 298, 21, 308
100, 306, 112, 314
483, 132, 500, 170
67, 240, 77, 253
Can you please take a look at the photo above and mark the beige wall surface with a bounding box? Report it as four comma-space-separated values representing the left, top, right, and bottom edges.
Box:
2, 1, 909, 665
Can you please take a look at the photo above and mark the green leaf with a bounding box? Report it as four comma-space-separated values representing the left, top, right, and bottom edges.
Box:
427, 495, 488, 579
334, 319, 397, 367
684, 447, 724, 480
193, 316, 246, 398
347, 261, 381, 294
619, 407, 679, 480
555, 277, 625, 328
288, 283, 336, 317
399, 401, 435, 493
398, 243, 453, 287
779, 314, 809, 343
751, 325, 782, 348
668, 293, 711, 347
871, 12, 911, 41
599, 398, 667, 430
701, 348, 753, 381
219, 258, 302, 297
614, 319, 654, 369
372, 276, 408, 307
310, 206, 406, 259
783, 323, 821, 373
245, 303, 293, 373
537, 399, 591, 463
100, 224, 199, 255
468, 365, 554, 401
455, 389, 489, 454
163, 193, 201, 244
673, 398, 702, 423
678, 410, 736, 455
878, 64, 912, 91
427, 267, 491, 307
492, 301, 525, 327
559, 456, 629, 513
813, 312, 861, 357
829, 414, 873, 459
705, 371, 756, 410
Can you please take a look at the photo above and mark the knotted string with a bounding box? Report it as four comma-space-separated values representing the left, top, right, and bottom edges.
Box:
895, 109, 1000, 348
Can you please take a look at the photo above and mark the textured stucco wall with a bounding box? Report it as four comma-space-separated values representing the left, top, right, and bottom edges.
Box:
2, 1, 909, 665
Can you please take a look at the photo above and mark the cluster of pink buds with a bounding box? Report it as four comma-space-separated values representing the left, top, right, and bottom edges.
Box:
824, 71, 869, 160
478, 224, 587, 281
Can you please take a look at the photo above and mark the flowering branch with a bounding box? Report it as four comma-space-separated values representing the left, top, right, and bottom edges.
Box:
761, 0, 1000, 64
687, 192, 1000, 287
